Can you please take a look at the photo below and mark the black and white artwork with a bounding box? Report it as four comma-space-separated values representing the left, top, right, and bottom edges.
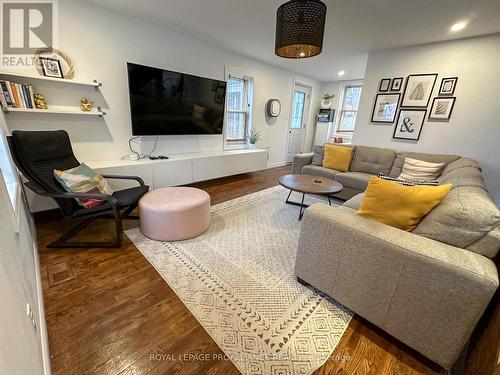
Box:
393, 109, 426, 141
439, 77, 458, 96
40, 57, 64, 78
428, 97, 456, 121
401, 74, 437, 107
391, 77, 403, 91
371, 93, 400, 123
379, 78, 391, 92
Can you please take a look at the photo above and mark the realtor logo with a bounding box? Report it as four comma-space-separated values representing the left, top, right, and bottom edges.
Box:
1, 0, 58, 67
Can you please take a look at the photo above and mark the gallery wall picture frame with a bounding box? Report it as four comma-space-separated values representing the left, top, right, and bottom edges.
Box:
401, 73, 438, 107
428, 97, 456, 121
370, 93, 400, 123
439, 77, 458, 96
40, 57, 64, 78
391, 77, 403, 91
379, 78, 391, 92
393, 109, 427, 141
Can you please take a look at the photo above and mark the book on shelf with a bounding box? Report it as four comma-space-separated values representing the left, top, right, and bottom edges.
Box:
0, 81, 12, 108
0, 90, 7, 110
0, 80, 36, 110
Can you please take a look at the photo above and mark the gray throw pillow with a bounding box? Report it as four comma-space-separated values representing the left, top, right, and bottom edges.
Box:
311, 145, 324, 166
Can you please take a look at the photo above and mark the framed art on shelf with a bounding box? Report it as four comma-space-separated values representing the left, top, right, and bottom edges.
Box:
391, 77, 403, 91
371, 93, 400, 123
393, 109, 427, 141
39, 57, 64, 78
379, 78, 391, 92
401, 73, 437, 107
439, 77, 458, 96
428, 97, 456, 121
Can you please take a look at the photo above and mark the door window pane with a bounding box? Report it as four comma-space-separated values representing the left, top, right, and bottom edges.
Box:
291, 91, 305, 129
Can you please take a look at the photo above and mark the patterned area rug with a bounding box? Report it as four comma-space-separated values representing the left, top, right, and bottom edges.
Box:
126, 186, 352, 375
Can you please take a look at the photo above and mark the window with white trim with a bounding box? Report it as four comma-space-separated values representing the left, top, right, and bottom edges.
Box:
225, 73, 253, 142
337, 85, 363, 133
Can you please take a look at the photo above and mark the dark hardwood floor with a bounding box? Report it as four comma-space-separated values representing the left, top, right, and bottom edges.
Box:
36, 166, 499, 375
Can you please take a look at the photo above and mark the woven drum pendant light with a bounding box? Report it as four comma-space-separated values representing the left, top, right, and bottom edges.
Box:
275, 0, 327, 59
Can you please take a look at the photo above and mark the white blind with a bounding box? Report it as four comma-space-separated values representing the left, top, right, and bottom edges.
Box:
338, 85, 362, 132
226, 75, 249, 141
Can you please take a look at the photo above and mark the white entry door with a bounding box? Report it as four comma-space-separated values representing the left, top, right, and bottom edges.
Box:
286, 84, 311, 162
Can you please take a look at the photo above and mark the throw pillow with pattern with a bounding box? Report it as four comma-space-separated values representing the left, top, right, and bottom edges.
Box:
54, 163, 113, 208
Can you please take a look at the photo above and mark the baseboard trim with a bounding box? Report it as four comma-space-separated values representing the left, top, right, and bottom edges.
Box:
266, 161, 290, 169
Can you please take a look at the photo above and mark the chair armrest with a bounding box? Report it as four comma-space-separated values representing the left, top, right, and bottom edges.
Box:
295, 204, 498, 369
24, 181, 117, 205
101, 175, 145, 186
291, 153, 314, 174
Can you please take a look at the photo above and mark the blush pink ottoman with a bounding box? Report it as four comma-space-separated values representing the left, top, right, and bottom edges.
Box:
139, 187, 211, 241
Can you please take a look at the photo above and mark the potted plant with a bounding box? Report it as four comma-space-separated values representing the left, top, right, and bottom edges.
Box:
246, 129, 261, 149
321, 93, 335, 109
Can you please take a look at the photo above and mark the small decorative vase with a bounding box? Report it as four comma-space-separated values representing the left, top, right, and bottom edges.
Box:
248, 143, 256, 149
320, 99, 333, 109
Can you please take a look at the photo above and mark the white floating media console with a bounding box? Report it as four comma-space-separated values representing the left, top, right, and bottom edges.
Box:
25, 148, 268, 212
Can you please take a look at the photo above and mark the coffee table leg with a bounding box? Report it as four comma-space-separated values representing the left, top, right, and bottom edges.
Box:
298, 193, 306, 220
328, 195, 331, 205
285, 190, 309, 220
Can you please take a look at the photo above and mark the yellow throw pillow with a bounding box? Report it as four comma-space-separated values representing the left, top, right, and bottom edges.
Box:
357, 176, 452, 231
322, 144, 354, 172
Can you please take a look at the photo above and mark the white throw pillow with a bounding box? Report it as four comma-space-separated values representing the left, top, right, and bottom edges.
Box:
398, 157, 445, 182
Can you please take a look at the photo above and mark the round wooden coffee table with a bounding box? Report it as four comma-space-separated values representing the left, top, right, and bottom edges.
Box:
279, 174, 343, 220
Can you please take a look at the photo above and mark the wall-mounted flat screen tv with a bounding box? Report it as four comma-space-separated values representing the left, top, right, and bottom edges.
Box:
127, 62, 227, 136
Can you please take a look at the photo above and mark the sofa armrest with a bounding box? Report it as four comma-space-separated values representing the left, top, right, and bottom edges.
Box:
291, 153, 314, 174
295, 204, 498, 369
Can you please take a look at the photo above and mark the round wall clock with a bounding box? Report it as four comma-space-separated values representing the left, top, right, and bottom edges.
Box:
266, 99, 281, 117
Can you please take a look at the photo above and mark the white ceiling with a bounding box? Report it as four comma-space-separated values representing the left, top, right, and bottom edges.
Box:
89, 0, 500, 82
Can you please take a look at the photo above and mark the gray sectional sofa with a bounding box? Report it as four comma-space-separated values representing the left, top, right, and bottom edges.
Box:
292, 145, 500, 369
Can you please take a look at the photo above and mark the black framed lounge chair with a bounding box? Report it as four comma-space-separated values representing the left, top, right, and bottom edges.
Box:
7, 130, 149, 248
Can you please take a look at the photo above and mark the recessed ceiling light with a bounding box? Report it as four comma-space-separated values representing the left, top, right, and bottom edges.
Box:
450, 22, 467, 32
338, 70, 345, 76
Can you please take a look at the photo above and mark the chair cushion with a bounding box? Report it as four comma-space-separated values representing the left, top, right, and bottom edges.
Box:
357, 176, 452, 231
335, 172, 373, 191
343, 193, 365, 210
465, 226, 500, 259
10, 130, 83, 216
323, 144, 354, 172
350, 146, 396, 175
413, 186, 500, 255
301, 165, 339, 179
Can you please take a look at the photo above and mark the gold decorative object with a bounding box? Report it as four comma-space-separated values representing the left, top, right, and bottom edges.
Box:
33, 94, 48, 109
80, 97, 94, 112
33, 47, 74, 79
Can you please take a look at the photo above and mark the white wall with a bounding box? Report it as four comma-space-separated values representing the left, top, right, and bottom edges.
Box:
0, 114, 50, 374
353, 33, 500, 204
6, 0, 321, 167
